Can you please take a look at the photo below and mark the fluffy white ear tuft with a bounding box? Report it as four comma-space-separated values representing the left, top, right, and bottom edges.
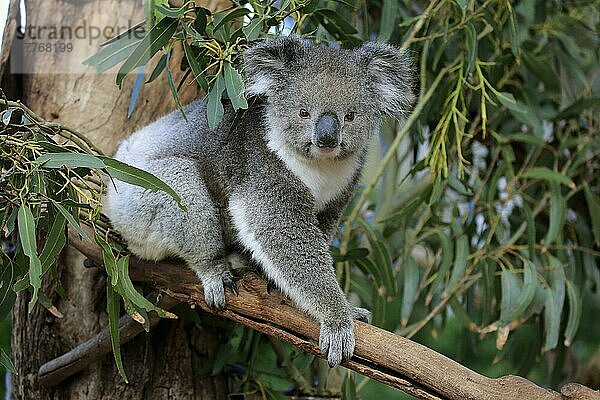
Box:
243, 35, 306, 96
355, 43, 416, 119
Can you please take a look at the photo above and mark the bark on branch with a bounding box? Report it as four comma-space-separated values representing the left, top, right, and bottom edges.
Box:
41, 229, 597, 400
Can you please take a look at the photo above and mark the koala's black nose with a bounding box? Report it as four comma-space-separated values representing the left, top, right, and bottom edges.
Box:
314, 113, 340, 148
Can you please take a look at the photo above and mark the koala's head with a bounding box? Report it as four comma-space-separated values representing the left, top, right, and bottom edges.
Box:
244, 35, 415, 161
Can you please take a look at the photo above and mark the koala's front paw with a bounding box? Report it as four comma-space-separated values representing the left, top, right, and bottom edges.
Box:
319, 319, 355, 368
202, 269, 237, 310
352, 306, 371, 323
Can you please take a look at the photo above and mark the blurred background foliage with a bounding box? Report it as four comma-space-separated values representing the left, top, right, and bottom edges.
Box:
2, 0, 600, 399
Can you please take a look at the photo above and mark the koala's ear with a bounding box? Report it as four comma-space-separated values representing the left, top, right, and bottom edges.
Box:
355, 43, 416, 118
244, 35, 306, 96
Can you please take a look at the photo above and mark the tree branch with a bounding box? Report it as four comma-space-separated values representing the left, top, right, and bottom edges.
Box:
36, 228, 584, 400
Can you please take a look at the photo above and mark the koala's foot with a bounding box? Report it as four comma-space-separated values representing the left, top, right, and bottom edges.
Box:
319, 318, 356, 368
201, 268, 237, 310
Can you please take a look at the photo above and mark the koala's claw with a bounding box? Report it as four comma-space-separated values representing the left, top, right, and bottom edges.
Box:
223, 276, 239, 296
352, 306, 371, 323
319, 320, 356, 368
202, 269, 236, 310
266, 280, 276, 295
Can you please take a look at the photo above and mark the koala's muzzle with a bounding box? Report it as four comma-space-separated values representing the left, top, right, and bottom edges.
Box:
314, 113, 340, 148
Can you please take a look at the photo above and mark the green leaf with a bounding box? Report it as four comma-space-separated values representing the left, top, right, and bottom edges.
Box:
378, 0, 397, 42
449, 296, 474, 330
447, 174, 472, 196
36, 152, 105, 169
332, 247, 369, 262
0, 258, 16, 321
427, 231, 453, 304
464, 23, 477, 74
496, 92, 542, 138
183, 41, 208, 92
506, 133, 545, 146
17, 205, 42, 312
583, 183, 600, 246
165, 64, 183, 110
358, 220, 395, 295
555, 97, 600, 120
0, 347, 15, 373
401, 256, 419, 326
117, 255, 176, 319
564, 280, 582, 346
51, 201, 91, 242
354, 257, 382, 287
116, 17, 178, 86
543, 256, 565, 352
575, 218, 600, 294
193, 7, 208, 33
499, 261, 537, 325
544, 182, 566, 246
313, 9, 357, 35
83, 33, 142, 73
428, 174, 444, 205
223, 62, 248, 111
39, 209, 67, 270
521, 52, 559, 92
500, 268, 519, 321
12, 276, 29, 293
444, 233, 468, 295
99, 157, 186, 211
146, 53, 168, 83
107, 283, 128, 382
95, 233, 119, 286
242, 18, 264, 41
481, 260, 496, 326
522, 167, 575, 189
523, 203, 536, 261
507, 5, 520, 57
155, 3, 188, 18
212, 8, 251, 32
207, 74, 226, 129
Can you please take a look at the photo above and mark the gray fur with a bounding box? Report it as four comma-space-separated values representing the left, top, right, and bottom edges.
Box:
104, 36, 414, 367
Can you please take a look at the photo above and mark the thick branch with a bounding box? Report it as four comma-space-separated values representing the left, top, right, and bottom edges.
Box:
60, 229, 572, 400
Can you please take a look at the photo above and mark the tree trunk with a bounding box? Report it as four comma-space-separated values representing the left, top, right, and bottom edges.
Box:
5, 0, 229, 398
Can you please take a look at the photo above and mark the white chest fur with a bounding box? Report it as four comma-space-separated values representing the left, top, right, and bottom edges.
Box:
269, 144, 358, 211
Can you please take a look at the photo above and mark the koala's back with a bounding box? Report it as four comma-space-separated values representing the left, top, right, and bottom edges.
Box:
106, 100, 220, 258
114, 99, 211, 163
104, 99, 266, 261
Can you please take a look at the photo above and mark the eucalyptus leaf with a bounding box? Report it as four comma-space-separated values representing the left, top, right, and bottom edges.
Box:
522, 167, 575, 189
107, 283, 128, 382
0, 347, 15, 373
51, 201, 90, 242
223, 62, 248, 111
564, 280, 582, 346
212, 8, 251, 32
207, 74, 226, 129
378, 0, 397, 42
243, 18, 264, 41
36, 153, 105, 170
116, 17, 178, 86
583, 183, 600, 246
99, 157, 186, 211
17, 205, 42, 312
401, 256, 419, 326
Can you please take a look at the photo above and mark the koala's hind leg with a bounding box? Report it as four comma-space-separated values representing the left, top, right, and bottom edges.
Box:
105, 157, 233, 309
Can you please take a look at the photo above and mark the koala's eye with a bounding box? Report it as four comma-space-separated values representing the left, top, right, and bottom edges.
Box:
299, 108, 310, 118
344, 112, 356, 122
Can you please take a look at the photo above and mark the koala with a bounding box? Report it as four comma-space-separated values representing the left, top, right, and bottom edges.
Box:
103, 35, 414, 367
